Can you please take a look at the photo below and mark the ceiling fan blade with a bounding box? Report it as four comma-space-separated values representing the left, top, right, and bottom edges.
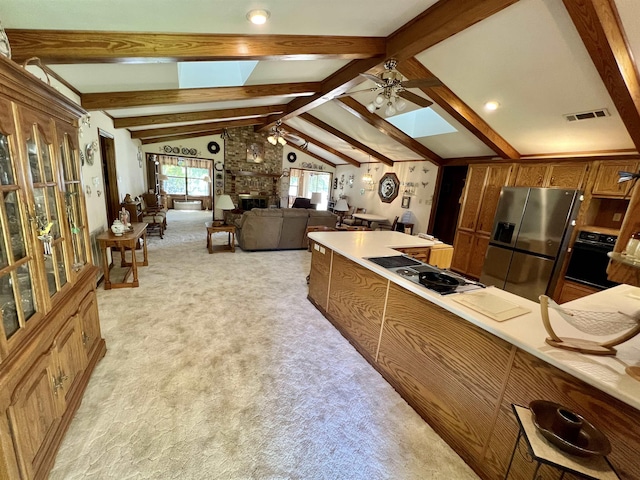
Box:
398, 90, 433, 108
400, 78, 442, 89
359, 72, 385, 86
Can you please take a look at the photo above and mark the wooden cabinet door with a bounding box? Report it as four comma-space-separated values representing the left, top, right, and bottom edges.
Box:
546, 163, 588, 189
557, 280, 600, 304
513, 164, 547, 187
467, 234, 490, 279
592, 161, 639, 197
327, 253, 387, 362
53, 315, 87, 405
308, 242, 332, 311
78, 290, 102, 357
7, 350, 62, 479
476, 165, 513, 235
451, 230, 474, 274
458, 166, 487, 230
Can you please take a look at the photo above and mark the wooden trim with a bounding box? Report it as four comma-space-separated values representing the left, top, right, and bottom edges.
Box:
442, 151, 640, 166
299, 113, 394, 166
81, 82, 320, 110
562, 0, 640, 152
427, 164, 445, 234
398, 58, 520, 160
130, 118, 265, 139
287, 143, 336, 168
113, 105, 284, 129
140, 130, 224, 145
386, 0, 520, 62
335, 97, 443, 164
6, 30, 385, 64
283, 125, 361, 167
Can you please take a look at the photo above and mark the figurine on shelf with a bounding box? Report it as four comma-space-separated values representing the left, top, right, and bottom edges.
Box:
123, 193, 133, 203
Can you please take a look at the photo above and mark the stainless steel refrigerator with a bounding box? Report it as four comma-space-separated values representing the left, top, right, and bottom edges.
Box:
479, 187, 582, 302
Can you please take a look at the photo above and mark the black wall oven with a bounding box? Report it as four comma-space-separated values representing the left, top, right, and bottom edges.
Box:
565, 230, 619, 289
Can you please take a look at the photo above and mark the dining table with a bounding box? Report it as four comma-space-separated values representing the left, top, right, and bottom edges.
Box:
352, 213, 389, 228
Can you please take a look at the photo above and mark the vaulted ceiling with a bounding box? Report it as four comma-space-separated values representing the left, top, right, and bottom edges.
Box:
2, 0, 640, 168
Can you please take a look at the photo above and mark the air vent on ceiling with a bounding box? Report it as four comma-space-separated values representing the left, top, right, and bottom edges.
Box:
564, 108, 610, 122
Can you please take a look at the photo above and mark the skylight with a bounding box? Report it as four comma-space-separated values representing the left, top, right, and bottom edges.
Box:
387, 108, 457, 138
177, 61, 259, 88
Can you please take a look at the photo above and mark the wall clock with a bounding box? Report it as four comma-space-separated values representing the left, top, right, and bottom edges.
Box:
378, 172, 400, 203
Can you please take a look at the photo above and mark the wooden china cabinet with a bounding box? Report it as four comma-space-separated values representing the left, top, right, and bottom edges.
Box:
0, 56, 105, 480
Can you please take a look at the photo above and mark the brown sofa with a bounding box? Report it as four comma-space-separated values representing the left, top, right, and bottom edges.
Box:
234, 208, 337, 251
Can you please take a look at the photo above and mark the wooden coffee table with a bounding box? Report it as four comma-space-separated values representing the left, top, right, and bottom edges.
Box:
206, 221, 236, 253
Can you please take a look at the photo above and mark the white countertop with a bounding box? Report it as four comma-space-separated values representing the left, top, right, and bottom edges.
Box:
308, 230, 640, 411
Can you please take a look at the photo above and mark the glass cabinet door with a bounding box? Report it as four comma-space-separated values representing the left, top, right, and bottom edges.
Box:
0, 114, 40, 348
20, 107, 69, 304
57, 127, 89, 274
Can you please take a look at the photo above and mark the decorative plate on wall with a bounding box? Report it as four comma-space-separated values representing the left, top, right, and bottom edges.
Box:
378, 172, 400, 203
207, 141, 220, 154
163, 145, 172, 153
287, 152, 297, 163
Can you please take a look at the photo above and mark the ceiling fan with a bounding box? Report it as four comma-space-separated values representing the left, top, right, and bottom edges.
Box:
338, 58, 442, 116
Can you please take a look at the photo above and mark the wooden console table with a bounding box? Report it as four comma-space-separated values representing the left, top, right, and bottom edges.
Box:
97, 222, 148, 289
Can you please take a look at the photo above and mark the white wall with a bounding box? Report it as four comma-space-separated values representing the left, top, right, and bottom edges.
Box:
141, 136, 225, 163
333, 161, 440, 235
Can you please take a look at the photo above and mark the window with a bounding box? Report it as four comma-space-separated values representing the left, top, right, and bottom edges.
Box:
162, 164, 209, 196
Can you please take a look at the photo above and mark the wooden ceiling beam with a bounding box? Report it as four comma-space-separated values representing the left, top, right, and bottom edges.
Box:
81, 82, 320, 110
141, 130, 223, 145
562, 0, 640, 152
6, 30, 385, 64
398, 57, 520, 159
114, 105, 284, 129
283, 125, 361, 167
287, 143, 336, 169
335, 97, 443, 164
263, 0, 520, 130
386, 0, 520, 62
299, 113, 394, 166
131, 118, 264, 139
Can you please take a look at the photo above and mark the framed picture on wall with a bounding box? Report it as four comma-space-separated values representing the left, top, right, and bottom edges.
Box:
401, 195, 411, 208
246, 142, 264, 163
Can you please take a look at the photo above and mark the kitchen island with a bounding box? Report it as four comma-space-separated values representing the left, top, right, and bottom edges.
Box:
307, 230, 640, 480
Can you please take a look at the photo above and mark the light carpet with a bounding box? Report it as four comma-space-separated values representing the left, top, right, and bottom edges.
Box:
50, 210, 479, 480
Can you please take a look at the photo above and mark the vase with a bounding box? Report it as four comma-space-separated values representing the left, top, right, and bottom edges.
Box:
111, 219, 126, 236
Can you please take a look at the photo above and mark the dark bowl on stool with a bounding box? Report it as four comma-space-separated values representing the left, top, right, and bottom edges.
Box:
529, 400, 611, 457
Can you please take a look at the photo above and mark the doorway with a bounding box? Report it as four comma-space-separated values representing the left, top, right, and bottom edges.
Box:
287, 169, 332, 209
431, 166, 468, 245
98, 129, 119, 225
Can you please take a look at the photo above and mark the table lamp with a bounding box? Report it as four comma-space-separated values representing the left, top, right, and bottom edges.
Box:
310, 192, 323, 210
214, 194, 235, 224
334, 198, 349, 226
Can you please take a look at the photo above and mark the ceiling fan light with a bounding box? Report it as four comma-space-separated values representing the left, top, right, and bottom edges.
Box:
247, 9, 270, 25
277, 136, 287, 146
385, 102, 396, 116
367, 102, 377, 113
267, 135, 276, 145
395, 97, 407, 111
374, 94, 385, 106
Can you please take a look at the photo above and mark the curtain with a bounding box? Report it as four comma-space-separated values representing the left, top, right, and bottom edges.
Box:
158, 155, 211, 170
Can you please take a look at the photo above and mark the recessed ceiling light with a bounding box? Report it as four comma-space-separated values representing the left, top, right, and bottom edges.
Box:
247, 9, 270, 25
484, 101, 500, 111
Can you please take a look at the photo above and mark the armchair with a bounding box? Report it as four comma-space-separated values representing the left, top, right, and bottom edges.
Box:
140, 193, 167, 238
